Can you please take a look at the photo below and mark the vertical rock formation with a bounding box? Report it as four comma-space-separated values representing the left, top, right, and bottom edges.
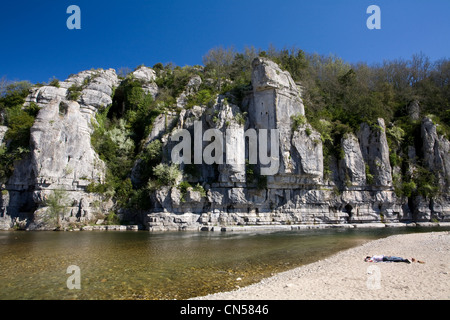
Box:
250, 57, 307, 177
358, 119, 392, 187
147, 57, 442, 230
1, 58, 449, 231
1, 69, 119, 230
413, 117, 450, 221
339, 133, 366, 186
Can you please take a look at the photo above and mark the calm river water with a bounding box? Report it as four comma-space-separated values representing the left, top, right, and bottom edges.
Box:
0, 226, 447, 300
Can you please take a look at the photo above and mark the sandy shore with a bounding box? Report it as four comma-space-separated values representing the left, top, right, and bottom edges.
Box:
193, 231, 450, 300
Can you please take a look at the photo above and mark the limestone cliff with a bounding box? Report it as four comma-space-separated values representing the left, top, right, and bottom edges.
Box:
144, 58, 450, 230
0, 58, 449, 231
1, 69, 118, 230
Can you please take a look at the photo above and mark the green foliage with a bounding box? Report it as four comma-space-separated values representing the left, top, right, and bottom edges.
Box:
0, 82, 39, 182
152, 163, 182, 187
67, 84, 83, 101
4, 106, 35, 148
183, 163, 201, 178
291, 114, 307, 129
401, 181, 417, 198
245, 160, 267, 190
365, 163, 374, 185
90, 106, 136, 208
104, 212, 121, 225
0, 81, 32, 110
110, 78, 162, 146
177, 181, 206, 202
427, 114, 450, 140
413, 166, 439, 199
143, 139, 163, 163
386, 125, 405, 167
86, 181, 110, 194
48, 78, 60, 88
155, 64, 201, 99
203, 46, 236, 91
127, 187, 152, 211
106, 119, 135, 156
192, 183, 206, 197
186, 89, 214, 108
386, 125, 405, 146
46, 189, 69, 230
266, 46, 308, 81
393, 164, 439, 199
235, 111, 247, 126
115, 178, 134, 208
91, 117, 134, 179
178, 180, 192, 194
134, 139, 163, 187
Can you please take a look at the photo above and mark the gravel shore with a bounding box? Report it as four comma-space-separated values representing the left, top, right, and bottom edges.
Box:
193, 231, 450, 300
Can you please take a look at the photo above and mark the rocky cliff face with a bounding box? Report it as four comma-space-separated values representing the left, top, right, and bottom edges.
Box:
1, 58, 449, 231
145, 58, 450, 230
1, 69, 118, 230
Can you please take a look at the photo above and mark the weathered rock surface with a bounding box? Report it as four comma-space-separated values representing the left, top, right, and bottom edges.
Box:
1, 69, 119, 230
176, 75, 202, 108
145, 58, 426, 231
339, 133, 366, 186
412, 117, 450, 221
1, 58, 449, 231
421, 117, 450, 191
132, 66, 159, 98
358, 118, 392, 187
0, 125, 7, 144
250, 57, 305, 177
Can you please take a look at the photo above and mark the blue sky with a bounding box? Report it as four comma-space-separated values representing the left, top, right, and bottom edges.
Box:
1, 0, 449, 84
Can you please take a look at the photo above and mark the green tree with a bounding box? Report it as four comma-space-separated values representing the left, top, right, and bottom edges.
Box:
46, 189, 69, 230
203, 46, 236, 91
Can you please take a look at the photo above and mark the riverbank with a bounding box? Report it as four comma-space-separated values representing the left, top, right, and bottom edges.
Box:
211, 221, 450, 232
6, 221, 450, 232
192, 231, 450, 300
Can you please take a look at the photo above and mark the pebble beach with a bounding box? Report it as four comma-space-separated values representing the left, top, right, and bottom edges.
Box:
193, 231, 450, 300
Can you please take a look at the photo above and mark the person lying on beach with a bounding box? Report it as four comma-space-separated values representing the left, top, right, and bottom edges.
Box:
364, 255, 411, 263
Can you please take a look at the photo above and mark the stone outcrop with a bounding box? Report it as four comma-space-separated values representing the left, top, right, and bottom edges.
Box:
1, 69, 119, 230
143, 58, 450, 231
132, 66, 159, 98
145, 58, 439, 231
250, 57, 306, 178
0, 125, 7, 144
358, 119, 392, 187
412, 117, 450, 221
339, 133, 366, 186
421, 117, 450, 191
1, 58, 449, 231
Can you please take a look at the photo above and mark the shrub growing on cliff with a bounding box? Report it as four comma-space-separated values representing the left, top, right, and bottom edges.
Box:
46, 189, 69, 230
153, 163, 182, 187
4, 106, 35, 149
186, 89, 214, 108
0, 81, 32, 110
48, 78, 60, 88
291, 114, 307, 130
132, 139, 163, 189
0, 85, 39, 182
67, 84, 83, 101
413, 166, 439, 199
245, 160, 268, 190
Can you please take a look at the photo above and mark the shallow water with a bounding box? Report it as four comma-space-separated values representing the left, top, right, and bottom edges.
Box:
0, 227, 446, 300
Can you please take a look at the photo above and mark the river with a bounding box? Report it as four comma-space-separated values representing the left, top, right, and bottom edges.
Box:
0, 226, 447, 300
